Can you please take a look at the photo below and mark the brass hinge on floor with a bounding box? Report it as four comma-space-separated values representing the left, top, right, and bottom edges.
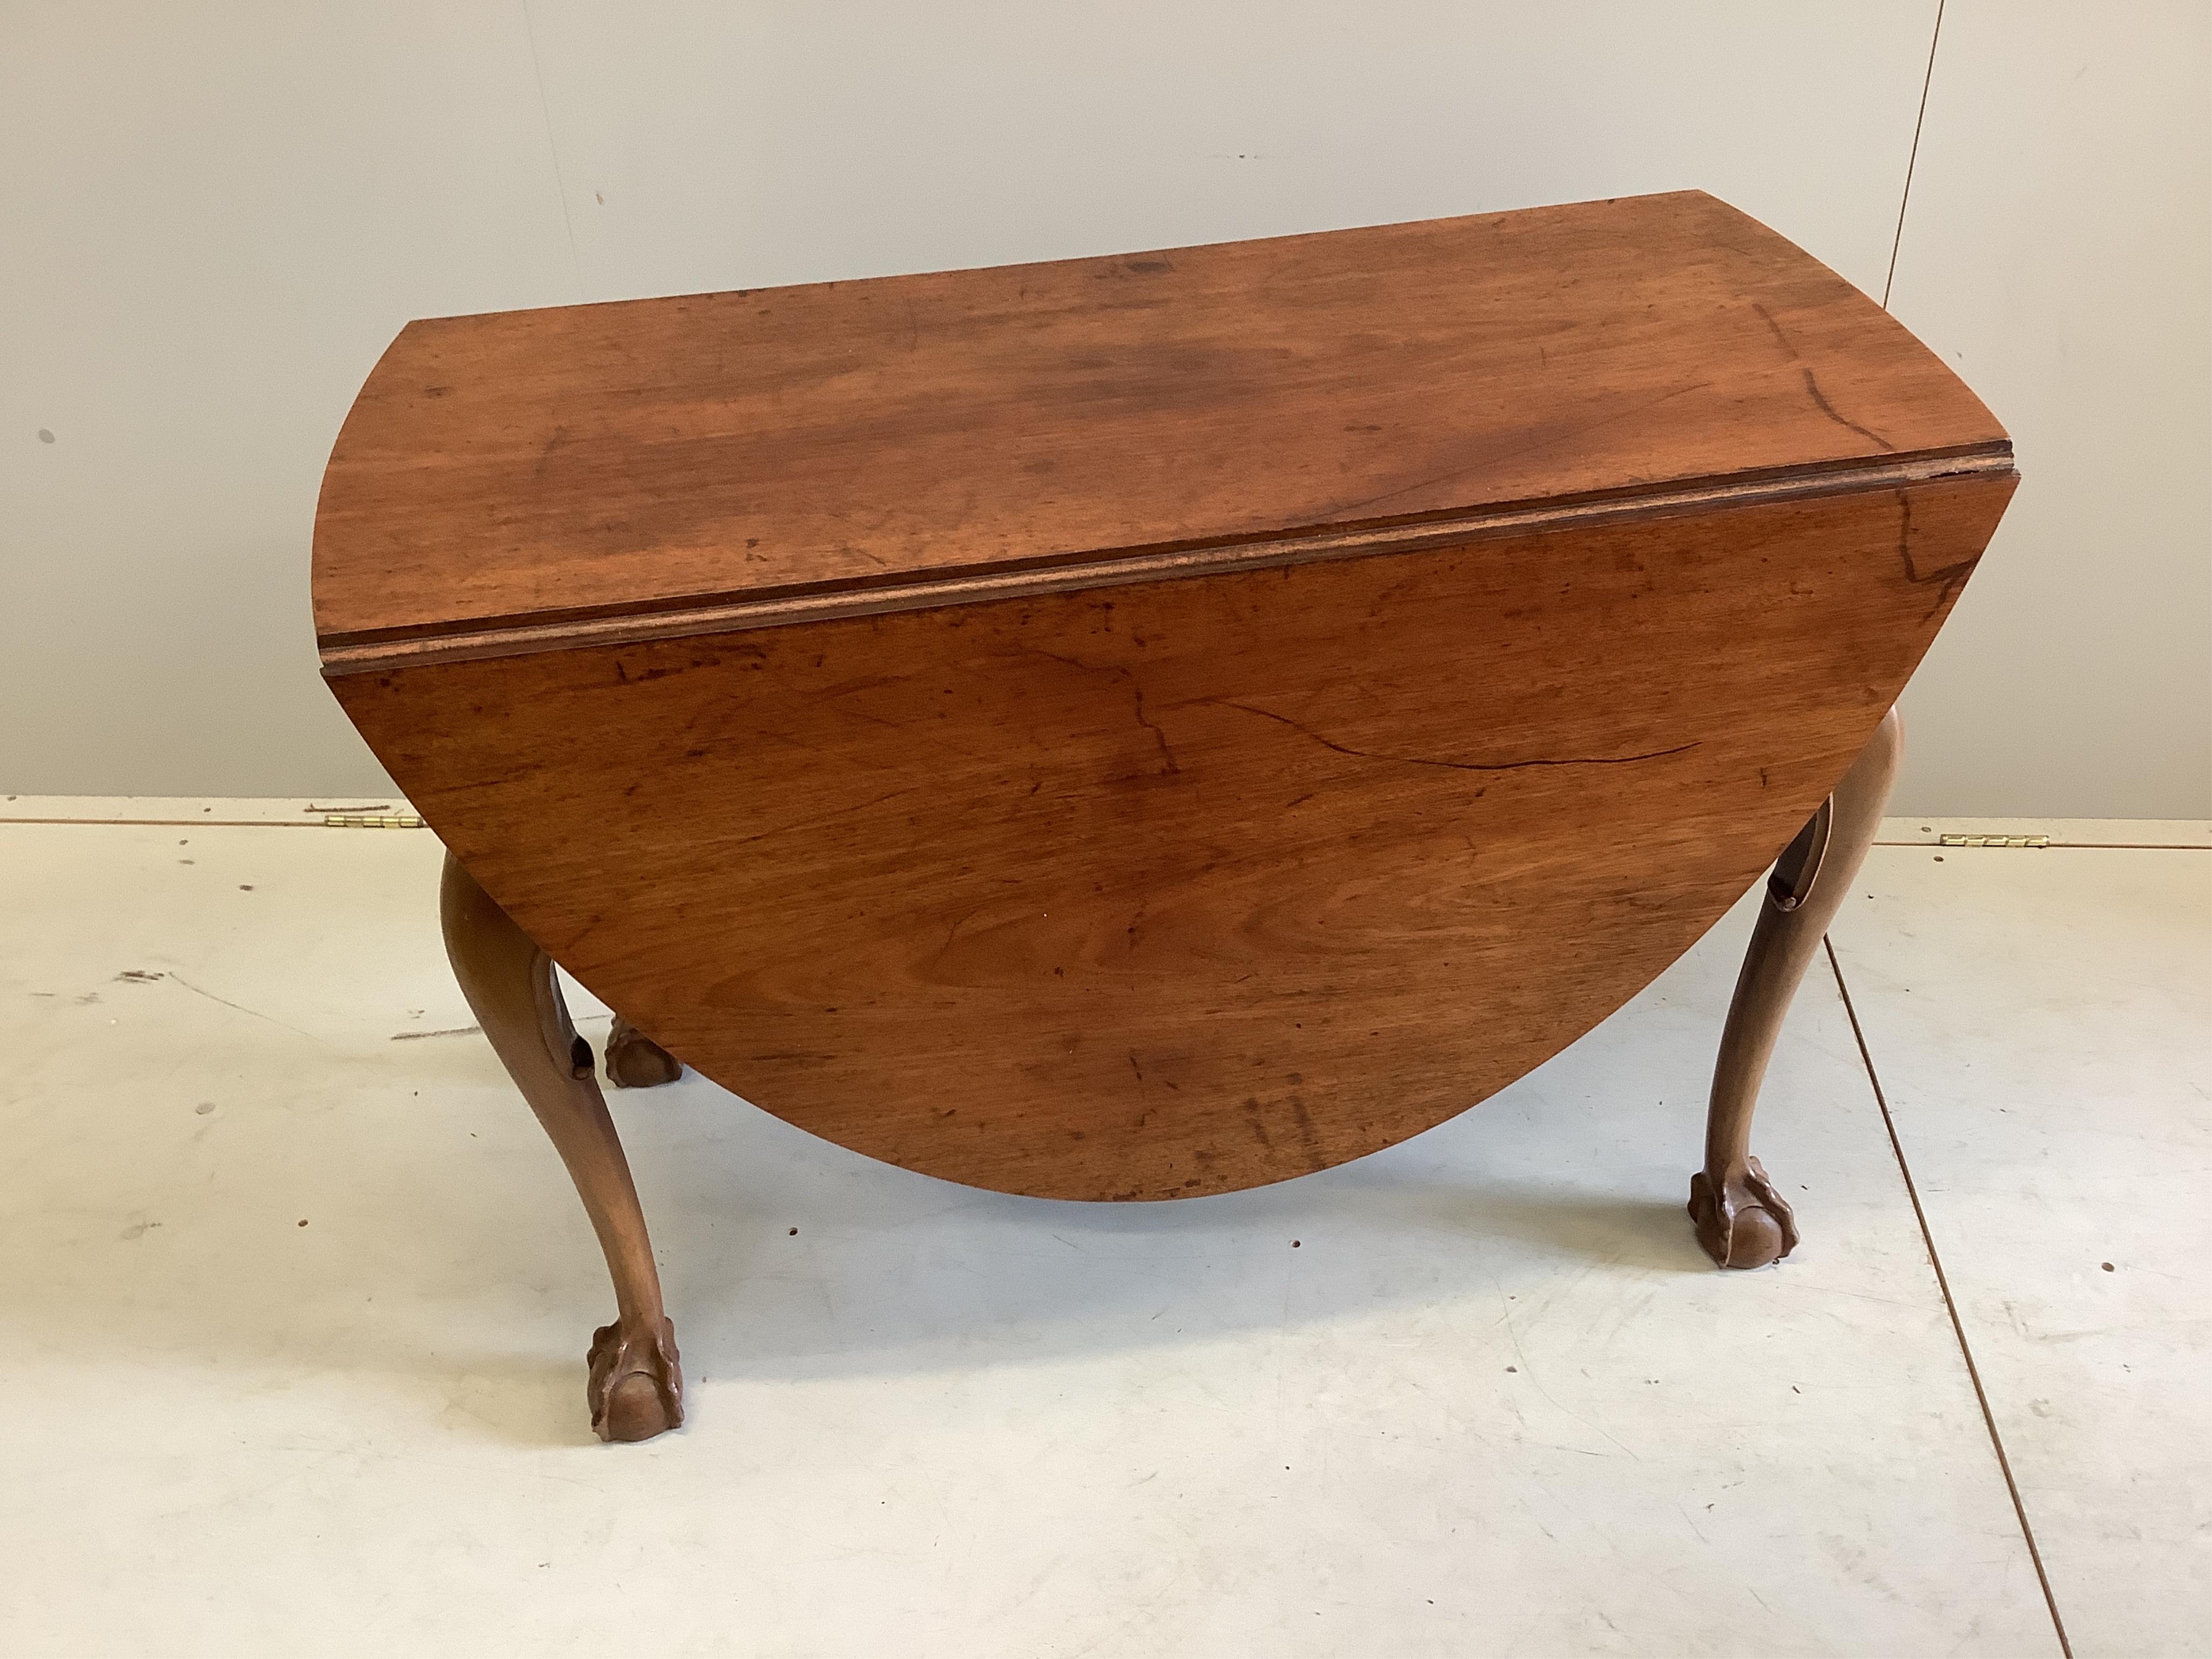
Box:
1937, 833, 2049, 848
323, 813, 426, 829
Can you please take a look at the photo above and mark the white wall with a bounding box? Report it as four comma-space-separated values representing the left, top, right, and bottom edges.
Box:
1885, 0, 2210, 818
4, 2, 2205, 813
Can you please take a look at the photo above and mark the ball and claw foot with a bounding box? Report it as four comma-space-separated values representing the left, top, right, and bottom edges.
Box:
1688, 1155, 1801, 1269
588, 1316, 685, 1442
606, 1016, 682, 1089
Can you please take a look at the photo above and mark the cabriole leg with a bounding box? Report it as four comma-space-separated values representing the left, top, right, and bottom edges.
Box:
1691, 707, 1902, 1268
439, 851, 684, 1440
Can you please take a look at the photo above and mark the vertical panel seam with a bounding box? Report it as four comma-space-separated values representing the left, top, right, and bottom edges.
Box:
519, 0, 587, 302
1883, 0, 1947, 309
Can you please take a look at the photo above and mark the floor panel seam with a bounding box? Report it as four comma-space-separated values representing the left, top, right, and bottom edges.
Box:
1823, 934, 2075, 1659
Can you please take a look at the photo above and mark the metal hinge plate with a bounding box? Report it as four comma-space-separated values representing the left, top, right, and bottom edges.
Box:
323, 813, 427, 829
1937, 833, 2049, 848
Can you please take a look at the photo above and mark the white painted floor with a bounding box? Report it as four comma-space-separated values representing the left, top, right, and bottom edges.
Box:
0, 805, 2202, 1657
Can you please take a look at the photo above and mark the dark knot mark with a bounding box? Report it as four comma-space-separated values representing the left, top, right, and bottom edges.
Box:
1217, 700, 1698, 774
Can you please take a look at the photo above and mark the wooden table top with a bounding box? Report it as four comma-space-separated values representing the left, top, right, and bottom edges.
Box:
320, 192, 2014, 1203
312, 190, 2005, 673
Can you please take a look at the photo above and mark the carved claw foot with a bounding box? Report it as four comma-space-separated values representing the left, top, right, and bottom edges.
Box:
606, 1015, 682, 1089
587, 1316, 685, 1442
1688, 1155, 1801, 1269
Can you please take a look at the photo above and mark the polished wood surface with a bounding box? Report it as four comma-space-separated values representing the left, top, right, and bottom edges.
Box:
1692, 709, 1902, 1269
439, 853, 682, 1439
345, 471, 2012, 1201
312, 190, 2005, 659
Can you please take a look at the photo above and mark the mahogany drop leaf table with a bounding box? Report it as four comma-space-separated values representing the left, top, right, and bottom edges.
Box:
313, 191, 2014, 1442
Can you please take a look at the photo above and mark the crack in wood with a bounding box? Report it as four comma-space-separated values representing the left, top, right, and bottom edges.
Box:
1213, 700, 1700, 774
1800, 367, 1896, 454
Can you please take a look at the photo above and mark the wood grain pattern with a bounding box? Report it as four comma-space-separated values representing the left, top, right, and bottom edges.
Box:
339, 470, 2014, 1201
312, 191, 2006, 657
